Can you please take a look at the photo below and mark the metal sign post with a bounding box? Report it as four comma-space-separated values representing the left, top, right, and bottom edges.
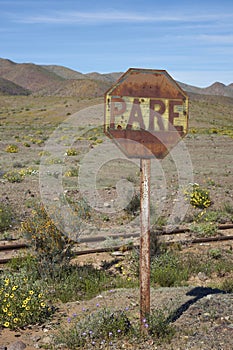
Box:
140, 158, 151, 333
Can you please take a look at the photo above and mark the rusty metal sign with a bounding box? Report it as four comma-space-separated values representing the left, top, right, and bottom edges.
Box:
104, 68, 189, 334
104, 68, 188, 158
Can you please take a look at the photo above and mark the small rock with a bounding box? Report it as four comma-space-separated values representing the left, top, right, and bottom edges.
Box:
103, 202, 111, 208
111, 251, 125, 257
40, 335, 53, 345
96, 294, 103, 299
197, 272, 208, 281
8, 341, 26, 350
31, 335, 41, 342
205, 294, 213, 300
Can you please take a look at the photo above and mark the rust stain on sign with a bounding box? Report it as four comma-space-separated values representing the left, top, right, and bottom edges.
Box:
104, 68, 188, 158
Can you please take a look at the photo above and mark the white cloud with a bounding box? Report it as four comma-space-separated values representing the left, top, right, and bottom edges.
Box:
12, 10, 233, 25
199, 34, 233, 44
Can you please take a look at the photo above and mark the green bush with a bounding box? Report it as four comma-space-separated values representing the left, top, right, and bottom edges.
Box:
21, 204, 74, 279
143, 308, 175, 341
56, 307, 132, 349
184, 184, 211, 209
5, 144, 19, 153
66, 148, 78, 156
221, 279, 233, 293
3, 170, 24, 183
50, 263, 135, 303
124, 193, 140, 215
151, 252, 189, 287
0, 272, 52, 329
0, 203, 13, 231
64, 167, 79, 177
190, 221, 218, 236
67, 197, 91, 220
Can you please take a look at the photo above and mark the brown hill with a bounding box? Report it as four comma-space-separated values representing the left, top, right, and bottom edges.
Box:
0, 76, 30, 95
202, 82, 230, 96
179, 81, 233, 98
42, 65, 87, 80
0, 59, 118, 96
85, 71, 122, 83
0, 58, 233, 99
0, 58, 64, 93
40, 78, 111, 97
42, 65, 123, 84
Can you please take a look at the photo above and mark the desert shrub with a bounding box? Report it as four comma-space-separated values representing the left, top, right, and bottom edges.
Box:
223, 202, 233, 214
3, 170, 24, 183
12, 161, 24, 168
7, 254, 39, 278
0, 203, 13, 231
67, 197, 91, 220
21, 204, 74, 279
0, 271, 52, 329
221, 279, 233, 293
184, 183, 211, 209
208, 248, 222, 259
5, 144, 19, 153
56, 307, 132, 349
151, 251, 189, 287
50, 263, 136, 303
143, 308, 175, 341
76, 198, 91, 219
124, 193, 140, 215
64, 167, 79, 177
38, 150, 50, 157
18, 167, 39, 177
190, 221, 218, 236
66, 148, 78, 156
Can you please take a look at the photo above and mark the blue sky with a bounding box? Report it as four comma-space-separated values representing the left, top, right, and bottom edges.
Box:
1, 0, 233, 87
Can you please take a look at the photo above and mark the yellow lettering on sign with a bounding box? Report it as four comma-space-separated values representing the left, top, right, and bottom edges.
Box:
106, 96, 188, 133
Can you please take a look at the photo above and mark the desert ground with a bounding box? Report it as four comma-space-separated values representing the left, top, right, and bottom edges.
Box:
0, 92, 233, 349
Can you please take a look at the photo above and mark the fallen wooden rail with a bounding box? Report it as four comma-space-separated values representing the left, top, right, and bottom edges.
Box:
1, 224, 232, 252
0, 234, 233, 265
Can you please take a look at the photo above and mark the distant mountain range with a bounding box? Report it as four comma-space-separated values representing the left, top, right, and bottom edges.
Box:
0, 58, 233, 98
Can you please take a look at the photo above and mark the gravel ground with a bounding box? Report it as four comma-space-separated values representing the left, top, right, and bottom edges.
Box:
1, 287, 231, 350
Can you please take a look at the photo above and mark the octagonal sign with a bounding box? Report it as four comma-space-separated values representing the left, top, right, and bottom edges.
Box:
104, 68, 188, 158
